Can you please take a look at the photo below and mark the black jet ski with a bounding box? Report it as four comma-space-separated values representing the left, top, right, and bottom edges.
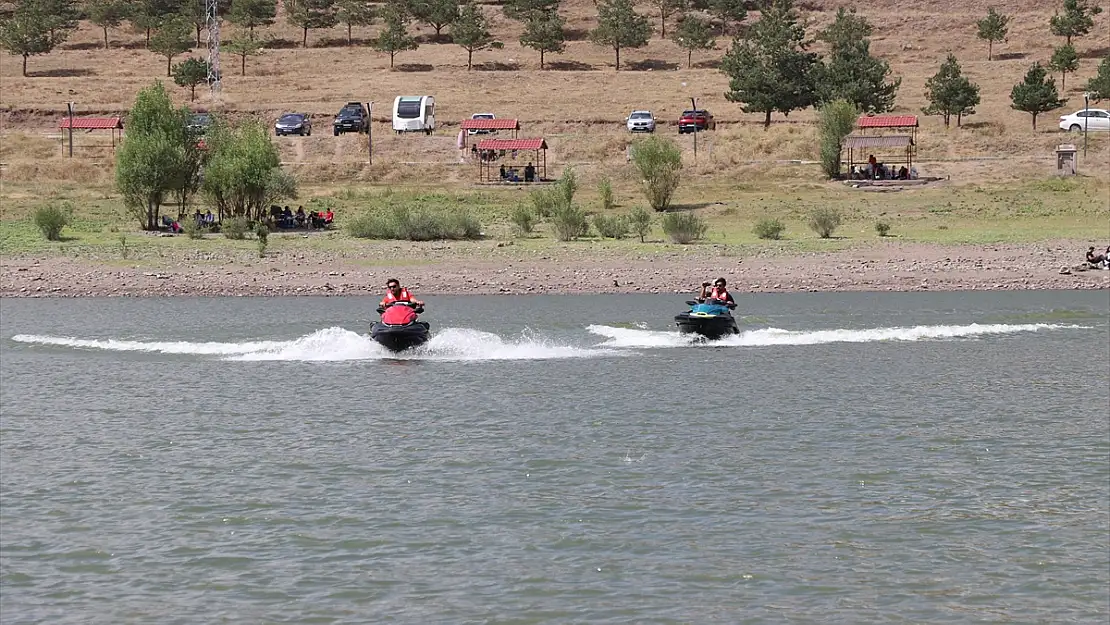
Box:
674, 299, 739, 340
369, 302, 431, 352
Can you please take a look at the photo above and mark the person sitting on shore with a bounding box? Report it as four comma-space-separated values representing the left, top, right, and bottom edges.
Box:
295, 206, 306, 228
698, 278, 736, 308
380, 278, 424, 310
1086, 246, 1109, 268
324, 209, 334, 226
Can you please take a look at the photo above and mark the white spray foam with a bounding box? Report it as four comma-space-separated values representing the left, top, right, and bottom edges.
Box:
11, 327, 616, 362
587, 322, 1080, 349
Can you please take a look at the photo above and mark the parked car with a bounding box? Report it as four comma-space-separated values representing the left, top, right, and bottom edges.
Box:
626, 110, 656, 133
468, 112, 496, 135
678, 109, 715, 134
186, 112, 211, 135
333, 102, 368, 135
275, 112, 312, 136
1059, 108, 1110, 132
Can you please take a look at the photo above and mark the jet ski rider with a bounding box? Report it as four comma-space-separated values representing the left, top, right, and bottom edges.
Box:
698, 278, 736, 308
381, 278, 424, 309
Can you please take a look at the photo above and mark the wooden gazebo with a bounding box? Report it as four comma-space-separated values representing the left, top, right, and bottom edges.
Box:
57, 116, 124, 152
842, 135, 914, 174
460, 118, 520, 138
856, 114, 919, 144
476, 137, 548, 182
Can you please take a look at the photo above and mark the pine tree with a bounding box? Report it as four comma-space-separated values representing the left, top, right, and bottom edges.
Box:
1086, 55, 1110, 102
408, 0, 459, 40
976, 7, 1009, 61
1049, 44, 1079, 90
670, 13, 715, 69
721, 0, 819, 128
502, 0, 560, 22
590, 0, 652, 71
1049, 0, 1102, 46
705, 0, 746, 36
336, 0, 376, 45
1011, 63, 1067, 129
225, 35, 264, 75
451, 2, 496, 70
374, 7, 418, 68
173, 57, 210, 101
0, 2, 57, 76
287, 0, 338, 48
520, 10, 566, 69
149, 16, 193, 77
922, 53, 980, 127
85, 0, 129, 49
228, 0, 278, 35
651, 0, 686, 38
815, 8, 899, 114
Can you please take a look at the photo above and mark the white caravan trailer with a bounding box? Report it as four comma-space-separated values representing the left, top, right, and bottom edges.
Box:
392, 96, 435, 134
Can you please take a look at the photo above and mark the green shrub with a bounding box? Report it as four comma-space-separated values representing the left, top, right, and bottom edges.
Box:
593, 213, 628, 238
817, 99, 859, 179
661, 211, 707, 244
598, 176, 615, 211
556, 166, 577, 206
753, 217, 786, 240
118, 234, 130, 259
530, 186, 560, 218
33, 200, 72, 241
628, 206, 653, 242
222, 216, 250, 240
255, 223, 269, 257
631, 135, 683, 211
182, 216, 204, 240
347, 204, 481, 241
509, 204, 536, 237
807, 207, 843, 238
875, 221, 891, 237
550, 203, 589, 241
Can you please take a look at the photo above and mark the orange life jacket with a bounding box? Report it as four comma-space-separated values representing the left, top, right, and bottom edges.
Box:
709, 286, 730, 301
381, 288, 414, 306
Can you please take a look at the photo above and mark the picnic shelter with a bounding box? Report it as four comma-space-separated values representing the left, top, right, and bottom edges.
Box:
475, 137, 548, 182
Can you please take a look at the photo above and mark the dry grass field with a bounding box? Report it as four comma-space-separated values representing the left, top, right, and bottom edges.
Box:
0, 0, 1107, 265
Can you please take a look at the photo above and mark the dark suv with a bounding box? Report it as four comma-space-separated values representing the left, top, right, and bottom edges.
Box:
678, 109, 715, 134
333, 102, 368, 135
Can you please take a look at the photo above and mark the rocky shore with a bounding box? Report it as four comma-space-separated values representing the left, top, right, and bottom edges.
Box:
2, 240, 1107, 298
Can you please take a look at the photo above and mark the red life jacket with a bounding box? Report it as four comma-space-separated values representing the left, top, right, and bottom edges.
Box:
381, 288, 414, 306
710, 286, 730, 301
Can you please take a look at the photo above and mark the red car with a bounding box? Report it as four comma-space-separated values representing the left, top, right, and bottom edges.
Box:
678, 109, 716, 134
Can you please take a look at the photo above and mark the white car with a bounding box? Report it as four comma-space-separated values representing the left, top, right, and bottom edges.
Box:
1059, 108, 1110, 132
468, 112, 495, 135
626, 110, 656, 133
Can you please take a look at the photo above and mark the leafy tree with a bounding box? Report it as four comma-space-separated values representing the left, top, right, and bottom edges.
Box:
225, 34, 264, 75
373, 7, 418, 68
670, 13, 715, 69
922, 53, 981, 127
115, 82, 192, 230
816, 6, 871, 51
630, 135, 682, 211
228, 0, 277, 34
149, 16, 193, 77
407, 0, 459, 39
85, 0, 130, 49
32, 0, 80, 44
202, 120, 285, 221
0, 4, 56, 76
721, 0, 819, 128
651, 0, 686, 38
173, 57, 209, 101
130, 0, 184, 44
590, 0, 652, 71
817, 98, 857, 178
451, 2, 497, 70
1049, 44, 1080, 89
815, 11, 899, 114
502, 0, 560, 22
336, 0, 375, 44
287, 0, 338, 48
976, 7, 1009, 60
1011, 63, 1067, 129
519, 9, 565, 68
1049, 0, 1102, 45
1086, 55, 1110, 101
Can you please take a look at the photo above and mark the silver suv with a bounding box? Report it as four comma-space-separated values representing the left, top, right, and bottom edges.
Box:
626, 110, 656, 133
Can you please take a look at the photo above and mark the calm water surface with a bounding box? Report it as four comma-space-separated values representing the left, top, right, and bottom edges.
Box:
1, 291, 1108, 624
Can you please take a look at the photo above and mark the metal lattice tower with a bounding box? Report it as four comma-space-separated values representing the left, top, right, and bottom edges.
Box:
206, 0, 221, 96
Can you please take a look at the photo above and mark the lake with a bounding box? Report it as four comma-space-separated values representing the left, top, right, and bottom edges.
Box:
2, 291, 1108, 624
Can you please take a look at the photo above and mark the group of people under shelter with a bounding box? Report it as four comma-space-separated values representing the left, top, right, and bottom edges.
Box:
267, 205, 334, 230
498, 163, 537, 183
850, 154, 917, 181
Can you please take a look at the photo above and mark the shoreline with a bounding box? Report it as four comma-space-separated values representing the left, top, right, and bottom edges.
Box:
2, 241, 1108, 298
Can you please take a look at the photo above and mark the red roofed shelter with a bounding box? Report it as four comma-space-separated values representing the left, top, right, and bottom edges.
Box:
476, 137, 548, 182
841, 115, 919, 178
57, 116, 124, 151
460, 118, 521, 139
856, 115, 918, 143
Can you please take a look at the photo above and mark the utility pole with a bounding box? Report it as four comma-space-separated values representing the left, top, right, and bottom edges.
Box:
690, 96, 698, 164
66, 102, 74, 158
367, 101, 373, 165
1083, 91, 1090, 159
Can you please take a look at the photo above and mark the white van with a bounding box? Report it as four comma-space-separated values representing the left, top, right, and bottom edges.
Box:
392, 95, 435, 134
